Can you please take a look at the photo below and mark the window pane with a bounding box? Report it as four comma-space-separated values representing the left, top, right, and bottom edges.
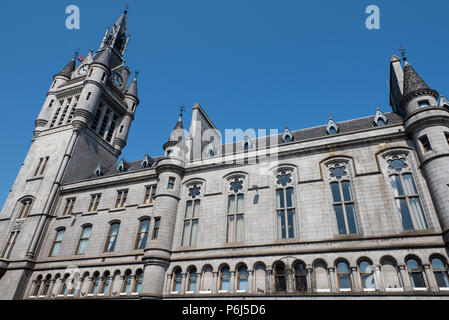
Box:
83, 226, 92, 238
402, 173, 418, 195
182, 221, 190, 246
190, 220, 198, 245
408, 197, 428, 230
410, 273, 425, 288
407, 259, 420, 271
51, 242, 61, 257
330, 182, 341, 203
345, 204, 358, 234
334, 205, 347, 235
276, 189, 284, 208
396, 199, 414, 230
56, 230, 65, 241
435, 272, 449, 288
221, 278, 230, 291
359, 261, 371, 273
277, 210, 286, 239
339, 274, 351, 289
185, 201, 193, 219
287, 209, 295, 238
137, 232, 148, 249
390, 175, 404, 197
189, 272, 197, 291
341, 181, 352, 201
337, 262, 349, 273
226, 216, 234, 242
193, 200, 200, 218
227, 195, 235, 214
361, 274, 375, 289
236, 194, 244, 213
236, 215, 244, 242
286, 188, 294, 208
78, 239, 87, 254
431, 258, 446, 271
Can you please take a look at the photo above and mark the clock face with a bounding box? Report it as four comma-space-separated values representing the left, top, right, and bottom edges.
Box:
113, 73, 123, 87
79, 64, 89, 75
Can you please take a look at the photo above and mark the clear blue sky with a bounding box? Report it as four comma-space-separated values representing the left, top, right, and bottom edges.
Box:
0, 0, 448, 206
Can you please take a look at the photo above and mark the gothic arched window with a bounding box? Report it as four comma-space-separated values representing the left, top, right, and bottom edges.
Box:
336, 261, 351, 290
187, 267, 198, 292
431, 257, 449, 289
237, 265, 249, 291
293, 261, 307, 292
219, 265, 231, 291
227, 177, 245, 243
275, 169, 296, 239
406, 258, 426, 289
274, 262, 286, 292
359, 260, 375, 290
172, 268, 182, 292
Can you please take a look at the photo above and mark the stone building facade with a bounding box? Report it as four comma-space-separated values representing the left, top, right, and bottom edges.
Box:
0, 10, 449, 300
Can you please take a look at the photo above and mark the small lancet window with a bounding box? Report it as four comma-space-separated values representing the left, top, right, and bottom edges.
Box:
326, 118, 339, 135
94, 164, 104, 177
117, 160, 128, 173
281, 127, 294, 143
374, 108, 388, 127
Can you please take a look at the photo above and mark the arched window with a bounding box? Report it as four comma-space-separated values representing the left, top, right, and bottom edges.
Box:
104, 223, 120, 252
41, 275, 52, 296
219, 266, 231, 291
49, 229, 65, 257
431, 257, 449, 289
68, 272, 80, 296
133, 270, 143, 293
336, 261, 351, 290
293, 261, 307, 292
89, 272, 100, 295
381, 258, 401, 289
17, 198, 33, 219
275, 170, 296, 239
314, 261, 329, 291
389, 172, 428, 230
33, 275, 43, 296
227, 178, 245, 243
99, 271, 111, 295
359, 261, 375, 290
182, 200, 200, 247
59, 274, 69, 295
172, 268, 182, 292
122, 270, 132, 293
330, 180, 358, 235
202, 266, 213, 292
76, 225, 92, 255
187, 267, 198, 292
274, 262, 286, 292
134, 219, 150, 249
406, 258, 426, 289
237, 265, 248, 291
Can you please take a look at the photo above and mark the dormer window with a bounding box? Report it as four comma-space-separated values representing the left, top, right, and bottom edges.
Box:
282, 127, 294, 143
326, 118, 339, 135
242, 136, 252, 151
373, 108, 388, 127
94, 164, 104, 177
377, 118, 386, 126
117, 160, 127, 172
418, 100, 430, 108
329, 127, 337, 134
141, 155, 152, 169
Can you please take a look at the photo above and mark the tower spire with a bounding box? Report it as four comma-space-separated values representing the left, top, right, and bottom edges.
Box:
98, 8, 130, 58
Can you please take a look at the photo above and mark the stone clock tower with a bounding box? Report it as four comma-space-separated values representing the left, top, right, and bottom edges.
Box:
0, 9, 139, 299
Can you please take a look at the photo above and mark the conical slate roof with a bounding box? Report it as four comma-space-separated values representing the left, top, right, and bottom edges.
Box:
93, 47, 112, 67
55, 58, 75, 78
126, 76, 138, 98
163, 115, 184, 150
403, 61, 430, 96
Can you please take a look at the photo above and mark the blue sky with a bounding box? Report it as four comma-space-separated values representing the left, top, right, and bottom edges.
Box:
0, 0, 448, 206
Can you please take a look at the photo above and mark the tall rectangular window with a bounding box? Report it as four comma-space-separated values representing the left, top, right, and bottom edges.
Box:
34, 156, 49, 176
76, 226, 91, 255
134, 219, 150, 249
276, 187, 296, 239
330, 181, 358, 235
168, 177, 176, 190
88, 194, 101, 212
226, 194, 244, 242
62, 198, 76, 216
104, 223, 120, 252
1, 231, 19, 259
144, 185, 157, 204
152, 217, 160, 240
17, 199, 32, 219
181, 200, 200, 246
49, 229, 65, 257
419, 135, 432, 152
390, 173, 428, 230
115, 190, 128, 208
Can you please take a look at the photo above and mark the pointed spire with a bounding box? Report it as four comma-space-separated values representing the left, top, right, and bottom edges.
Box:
163, 107, 185, 150
126, 71, 138, 98
98, 7, 130, 58
55, 52, 77, 78
403, 61, 431, 96
93, 47, 112, 67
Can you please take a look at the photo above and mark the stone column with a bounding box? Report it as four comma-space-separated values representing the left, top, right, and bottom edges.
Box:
165, 275, 172, 295
248, 270, 254, 293
266, 269, 272, 293
212, 272, 218, 294
398, 264, 412, 292
374, 265, 384, 293
106, 276, 113, 296
180, 273, 187, 294
306, 265, 313, 293
286, 268, 294, 293
230, 271, 236, 292
350, 267, 361, 292
423, 264, 438, 292
328, 267, 337, 292
195, 273, 202, 294
75, 277, 84, 297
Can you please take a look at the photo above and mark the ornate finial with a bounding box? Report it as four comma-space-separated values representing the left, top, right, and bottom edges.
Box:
329, 112, 332, 120
135, 70, 139, 78
399, 44, 407, 61
179, 105, 185, 118
125, 4, 130, 13
74, 49, 79, 60
285, 121, 289, 128
88, 48, 93, 55
376, 104, 380, 111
